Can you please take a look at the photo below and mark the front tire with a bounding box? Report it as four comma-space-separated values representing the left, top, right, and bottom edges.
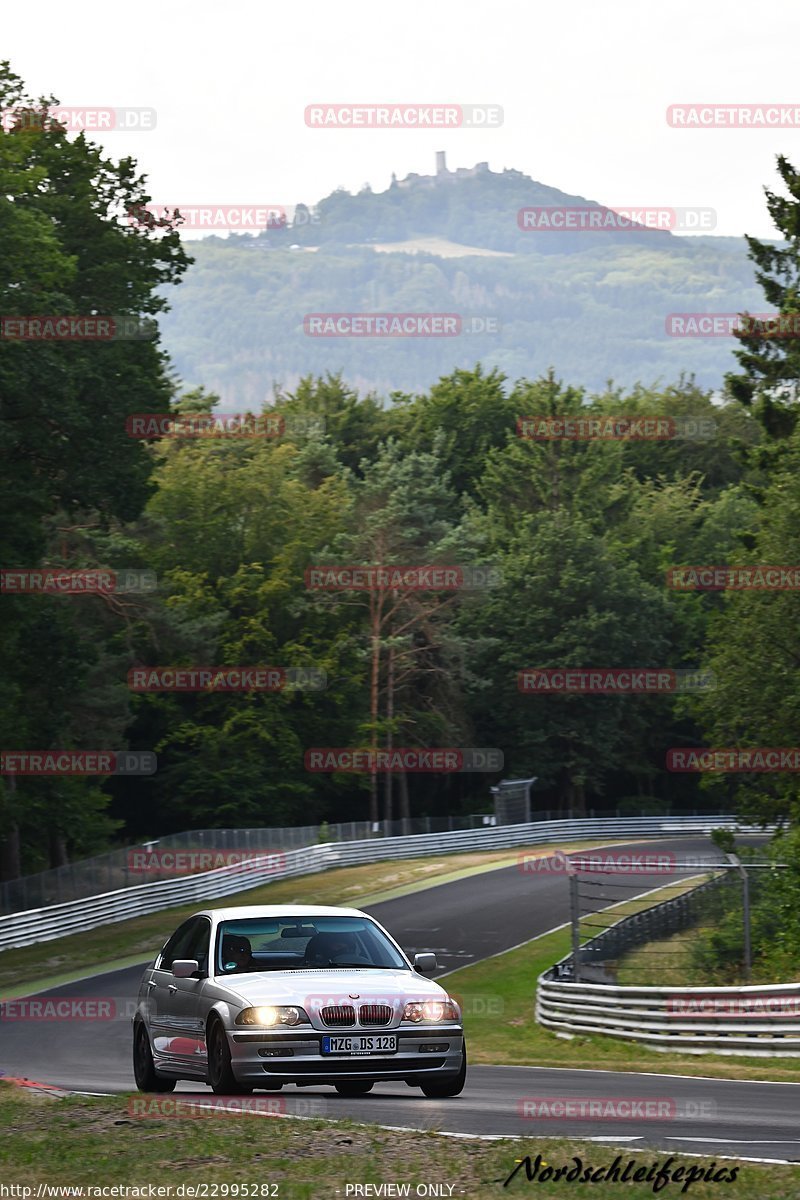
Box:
133, 1022, 176, 1093
207, 1017, 253, 1095
334, 1081, 374, 1096
419, 1044, 467, 1098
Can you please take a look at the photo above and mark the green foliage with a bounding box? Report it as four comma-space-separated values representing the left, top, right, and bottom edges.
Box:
615, 797, 671, 817
316, 821, 333, 844
689, 423, 800, 826
689, 834, 800, 982
726, 154, 800, 440
0, 62, 189, 873
711, 828, 737, 855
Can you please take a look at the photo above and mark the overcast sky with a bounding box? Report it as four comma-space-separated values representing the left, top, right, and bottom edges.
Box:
5, 0, 800, 240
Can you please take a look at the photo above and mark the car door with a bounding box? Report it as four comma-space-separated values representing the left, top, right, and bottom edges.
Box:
147, 917, 201, 1061
163, 916, 213, 1071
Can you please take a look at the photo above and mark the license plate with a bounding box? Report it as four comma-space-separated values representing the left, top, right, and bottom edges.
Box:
321, 1034, 397, 1055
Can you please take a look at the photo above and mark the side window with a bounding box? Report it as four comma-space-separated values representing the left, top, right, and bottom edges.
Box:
185, 918, 211, 974
157, 919, 196, 970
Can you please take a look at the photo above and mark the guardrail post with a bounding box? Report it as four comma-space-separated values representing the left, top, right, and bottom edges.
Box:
742, 868, 752, 981
727, 853, 752, 982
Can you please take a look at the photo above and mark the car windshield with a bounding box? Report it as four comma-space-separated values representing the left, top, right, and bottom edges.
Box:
214, 916, 409, 975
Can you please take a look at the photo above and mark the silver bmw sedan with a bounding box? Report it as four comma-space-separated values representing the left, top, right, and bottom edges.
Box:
132, 904, 466, 1098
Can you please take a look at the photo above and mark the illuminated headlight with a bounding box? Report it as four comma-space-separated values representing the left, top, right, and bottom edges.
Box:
235, 1005, 309, 1027
402, 999, 460, 1023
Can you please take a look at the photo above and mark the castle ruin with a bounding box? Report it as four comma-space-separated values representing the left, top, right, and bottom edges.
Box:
392, 153, 491, 190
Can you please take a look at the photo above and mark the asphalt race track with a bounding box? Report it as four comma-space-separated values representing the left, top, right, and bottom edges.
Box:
3, 835, 798, 1161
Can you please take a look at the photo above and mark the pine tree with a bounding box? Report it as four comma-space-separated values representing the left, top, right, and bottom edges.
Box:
726, 155, 800, 440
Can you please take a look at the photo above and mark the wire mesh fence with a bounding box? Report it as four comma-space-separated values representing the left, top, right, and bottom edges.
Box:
555, 848, 781, 986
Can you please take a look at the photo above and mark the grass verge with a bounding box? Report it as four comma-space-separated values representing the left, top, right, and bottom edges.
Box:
1, 1086, 799, 1198
0, 838, 648, 997
616, 926, 719, 987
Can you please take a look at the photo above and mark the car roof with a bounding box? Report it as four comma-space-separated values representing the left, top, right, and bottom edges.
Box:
191, 905, 370, 921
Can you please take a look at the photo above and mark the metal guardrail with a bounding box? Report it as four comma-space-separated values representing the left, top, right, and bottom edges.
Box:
0, 814, 759, 951
0, 814, 501, 915
536, 975, 800, 1056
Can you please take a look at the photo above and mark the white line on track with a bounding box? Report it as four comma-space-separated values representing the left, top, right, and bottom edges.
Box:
474, 1063, 800, 1085
665, 1137, 800, 1144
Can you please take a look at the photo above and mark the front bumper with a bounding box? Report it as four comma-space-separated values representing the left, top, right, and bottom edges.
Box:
228, 1024, 464, 1085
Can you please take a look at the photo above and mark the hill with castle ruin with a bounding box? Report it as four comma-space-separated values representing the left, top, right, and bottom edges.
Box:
156, 155, 763, 400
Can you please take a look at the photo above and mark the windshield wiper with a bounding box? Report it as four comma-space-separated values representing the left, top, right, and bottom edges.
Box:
308, 961, 391, 969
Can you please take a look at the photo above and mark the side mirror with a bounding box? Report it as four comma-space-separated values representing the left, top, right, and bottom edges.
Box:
172, 959, 199, 978
413, 952, 437, 975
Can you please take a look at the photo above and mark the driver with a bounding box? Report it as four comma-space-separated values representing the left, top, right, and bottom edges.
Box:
221, 934, 258, 973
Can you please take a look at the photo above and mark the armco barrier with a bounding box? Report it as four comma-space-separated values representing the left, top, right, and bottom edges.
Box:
0, 814, 501, 915
536, 974, 800, 1056
0, 815, 762, 951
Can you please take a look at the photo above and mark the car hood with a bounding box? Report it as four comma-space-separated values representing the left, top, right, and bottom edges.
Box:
216, 968, 448, 1008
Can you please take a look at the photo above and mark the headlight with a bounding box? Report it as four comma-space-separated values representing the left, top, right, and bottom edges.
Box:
235, 1005, 309, 1027
402, 999, 460, 1023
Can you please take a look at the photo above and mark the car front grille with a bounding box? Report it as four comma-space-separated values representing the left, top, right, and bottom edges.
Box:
359, 1004, 392, 1026
320, 1004, 356, 1027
